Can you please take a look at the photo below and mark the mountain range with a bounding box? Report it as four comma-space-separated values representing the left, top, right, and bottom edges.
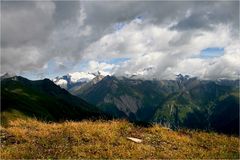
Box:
54, 72, 239, 134
1, 72, 239, 135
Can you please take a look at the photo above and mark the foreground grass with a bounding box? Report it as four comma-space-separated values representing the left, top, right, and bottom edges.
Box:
0, 118, 239, 159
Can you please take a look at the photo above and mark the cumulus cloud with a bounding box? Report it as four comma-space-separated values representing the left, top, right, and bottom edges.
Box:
1, 1, 239, 80
82, 18, 238, 79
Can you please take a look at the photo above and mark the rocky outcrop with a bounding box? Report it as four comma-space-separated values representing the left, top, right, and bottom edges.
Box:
113, 95, 142, 116
103, 94, 142, 116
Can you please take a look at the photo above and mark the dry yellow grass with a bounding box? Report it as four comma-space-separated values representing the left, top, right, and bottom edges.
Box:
0, 118, 239, 159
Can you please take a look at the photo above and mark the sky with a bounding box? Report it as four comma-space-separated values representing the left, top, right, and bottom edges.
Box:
1, 0, 240, 80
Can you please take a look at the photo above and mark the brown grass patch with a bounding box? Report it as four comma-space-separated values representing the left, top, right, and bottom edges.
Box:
0, 119, 239, 159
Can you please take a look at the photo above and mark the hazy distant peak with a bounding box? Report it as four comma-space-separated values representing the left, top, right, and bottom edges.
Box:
1, 72, 16, 78
1, 72, 16, 80
91, 70, 111, 77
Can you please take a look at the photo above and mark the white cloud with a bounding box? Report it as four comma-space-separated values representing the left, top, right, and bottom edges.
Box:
88, 60, 115, 70
81, 18, 239, 79
68, 72, 95, 83
54, 79, 68, 89
85, 61, 116, 76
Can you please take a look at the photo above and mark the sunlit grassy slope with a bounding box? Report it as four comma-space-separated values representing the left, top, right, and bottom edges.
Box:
0, 118, 239, 159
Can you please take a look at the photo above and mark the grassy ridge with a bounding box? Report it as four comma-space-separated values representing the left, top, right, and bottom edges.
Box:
1, 118, 239, 159
1, 77, 108, 122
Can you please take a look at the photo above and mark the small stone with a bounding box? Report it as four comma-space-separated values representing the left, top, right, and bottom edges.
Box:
127, 137, 143, 143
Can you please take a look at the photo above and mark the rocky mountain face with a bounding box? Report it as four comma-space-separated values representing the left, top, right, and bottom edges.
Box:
69, 74, 105, 96
72, 75, 239, 134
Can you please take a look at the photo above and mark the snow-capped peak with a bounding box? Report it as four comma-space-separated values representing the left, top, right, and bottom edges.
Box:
53, 71, 108, 89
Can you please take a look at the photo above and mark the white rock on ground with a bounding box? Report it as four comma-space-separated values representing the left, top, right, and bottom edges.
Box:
126, 137, 143, 143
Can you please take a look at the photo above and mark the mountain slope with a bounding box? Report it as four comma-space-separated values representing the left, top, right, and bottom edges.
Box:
69, 74, 105, 95
1, 76, 107, 124
75, 76, 186, 121
73, 75, 239, 134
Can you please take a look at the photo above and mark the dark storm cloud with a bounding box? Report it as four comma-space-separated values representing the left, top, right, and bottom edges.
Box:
0, 1, 84, 74
1, 1, 54, 48
82, 1, 189, 32
53, 1, 81, 25
171, 1, 239, 32
1, 0, 238, 77
1, 1, 82, 48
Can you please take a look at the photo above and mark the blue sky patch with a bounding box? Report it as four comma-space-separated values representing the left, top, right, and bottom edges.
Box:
107, 57, 130, 64
200, 47, 224, 58
114, 22, 126, 31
